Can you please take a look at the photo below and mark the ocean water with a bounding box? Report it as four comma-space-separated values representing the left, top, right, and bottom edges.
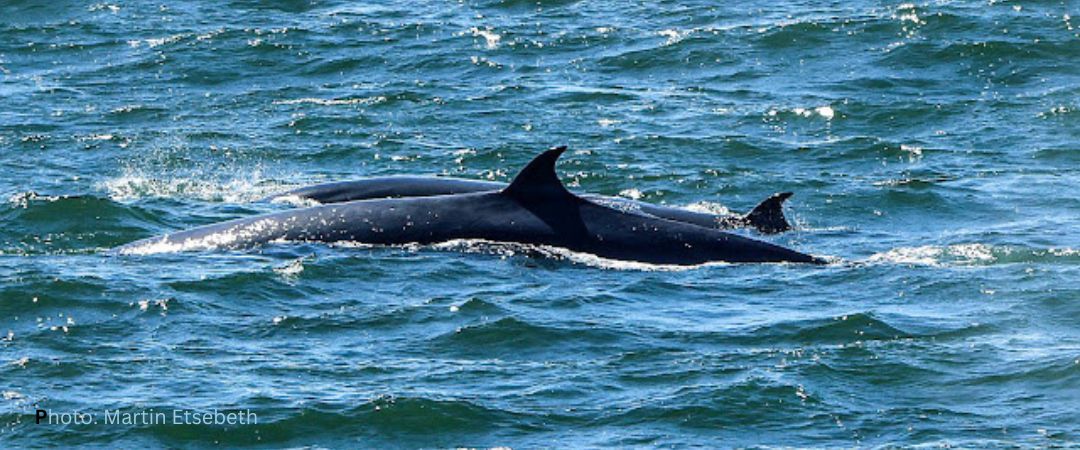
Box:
2, 0, 1079, 447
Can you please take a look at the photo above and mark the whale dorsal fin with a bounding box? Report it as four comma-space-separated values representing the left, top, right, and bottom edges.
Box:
744, 191, 793, 234
502, 146, 573, 201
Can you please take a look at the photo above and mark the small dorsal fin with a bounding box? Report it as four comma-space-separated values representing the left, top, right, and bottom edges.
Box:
502, 146, 572, 200
744, 191, 794, 234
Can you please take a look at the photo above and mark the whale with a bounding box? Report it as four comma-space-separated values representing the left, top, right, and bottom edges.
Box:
269, 177, 793, 234
115, 147, 822, 265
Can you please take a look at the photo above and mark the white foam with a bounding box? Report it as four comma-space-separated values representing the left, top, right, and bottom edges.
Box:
101, 170, 288, 203
273, 96, 386, 106
658, 29, 691, 46
1047, 247, 1078, 257
900, 144, 923, 157
428, 239, 728, 271
7, 191, 60, 208
468, 27, 502, 49
683, 201, 735, 216
88, 3, 120, 13
469, 55, 500, 68
274, 257, 307, 277
866, 243, 998, 266
269, 194, 323, 208
128, 34, 185, 48
618, 188, 644, 200
262, 238, 735, 270
770, 105, 835, 120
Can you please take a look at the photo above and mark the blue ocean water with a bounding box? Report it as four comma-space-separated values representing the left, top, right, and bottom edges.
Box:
2, 0, 1079, 447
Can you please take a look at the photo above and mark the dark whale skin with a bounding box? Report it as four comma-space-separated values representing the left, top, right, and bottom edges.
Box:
117, 147, 821, 265
271, 178, 794, 234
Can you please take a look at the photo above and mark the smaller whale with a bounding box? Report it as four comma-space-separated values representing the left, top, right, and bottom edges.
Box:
269, 177, 794, 234
117, 147, 821, 265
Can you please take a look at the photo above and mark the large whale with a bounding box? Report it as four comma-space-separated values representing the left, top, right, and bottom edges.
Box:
116, 147, 822, 265
269, 177, 794, 234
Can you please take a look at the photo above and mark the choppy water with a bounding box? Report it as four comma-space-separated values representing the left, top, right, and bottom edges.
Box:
2, 0, 1079, 447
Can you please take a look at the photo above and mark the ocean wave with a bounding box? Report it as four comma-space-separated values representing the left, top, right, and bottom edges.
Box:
599, 378, 822, 430
0, 275, 116, 324
745, 312, 911, 345
662, 312, 913, 347
251, 296, 510, 336
0, 194, 157, 255
961, 356, 1080, 391
431, 316, 624, 357
755, 20, 834, 49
